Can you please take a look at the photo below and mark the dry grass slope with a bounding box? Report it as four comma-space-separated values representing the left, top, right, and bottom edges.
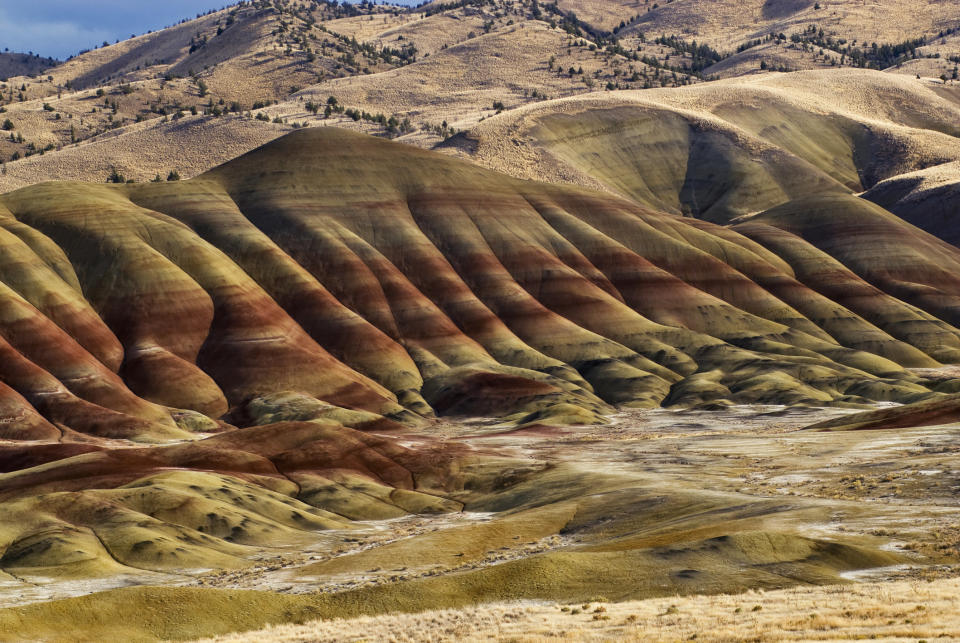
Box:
201, 576, 960, 642
0, 0, 955, 191
0, 53, 59, 79
462, 69, 960, 210
616, 0, 959, 51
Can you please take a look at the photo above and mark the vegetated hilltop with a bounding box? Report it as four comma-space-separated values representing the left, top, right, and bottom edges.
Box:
519, 0, 960, 78
0, 11, 701, 191
1, 0, 955, 190
610, 0, 957, 60
0, 1, 693, 189
0, 0, 415, 186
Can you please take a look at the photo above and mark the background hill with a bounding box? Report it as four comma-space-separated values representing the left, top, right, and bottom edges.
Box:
0, 0, 954, 191
458, 69, 960, 224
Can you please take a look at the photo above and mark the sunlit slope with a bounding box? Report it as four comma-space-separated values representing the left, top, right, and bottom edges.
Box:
2, 128, 960, 439
464, 70, 960, 223
611, 0, 957, 50
739, 193, 960, 363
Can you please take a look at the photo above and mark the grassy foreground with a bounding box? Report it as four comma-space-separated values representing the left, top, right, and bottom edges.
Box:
200, 576, 960, 642
3, 573, 957, 642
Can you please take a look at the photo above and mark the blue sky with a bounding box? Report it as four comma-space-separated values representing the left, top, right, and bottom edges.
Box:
0, 1, 236, 60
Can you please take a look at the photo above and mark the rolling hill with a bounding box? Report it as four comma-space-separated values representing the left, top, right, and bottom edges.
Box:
5, 126, 960, 445
862, 159, 960, 245
0, 0, 955, 192
610, 0, 959, 51
459, 69, 960, 239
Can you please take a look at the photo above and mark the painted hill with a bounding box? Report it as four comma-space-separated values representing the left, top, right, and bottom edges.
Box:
806, 390, 960, 431
0, 420, 463, 582
2, 1, 960, 637
3, 126, 960, 445
0, 39, 958, 636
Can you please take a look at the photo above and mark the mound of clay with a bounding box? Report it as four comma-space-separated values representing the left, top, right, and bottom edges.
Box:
3, 127, 960, 440
806, 393, 960, 431
0, 421, 465, 581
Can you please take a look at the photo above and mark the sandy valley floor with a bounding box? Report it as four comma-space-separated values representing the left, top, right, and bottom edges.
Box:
197, 406, 960, 641
2, 405, 959, 642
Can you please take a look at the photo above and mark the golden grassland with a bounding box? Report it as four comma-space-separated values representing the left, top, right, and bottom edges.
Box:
0, 113, 292, 190
3, 65, 958, 194
198, 574, 960, 642
613, 0, 960, 50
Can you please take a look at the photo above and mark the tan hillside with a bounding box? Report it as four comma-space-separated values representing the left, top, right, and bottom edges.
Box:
460, 69, 960, 224
0, 113, 293, 191
4, 62, 958, 197
862, 159, 960, 245
549, 0, 645, 32
0, 0, 419, 174
292, 20, 695, 132
895, 29, 960, 79
0, 0, 704, 188
0, 0, 955, 191
0, 7, 706, 190
614, 0, 959, 50
322, 9, 491, 57
42, 1, 406, 94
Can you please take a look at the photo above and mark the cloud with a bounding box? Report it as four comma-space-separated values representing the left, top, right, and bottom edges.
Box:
0, 1, 232, 59
0, 15, 111, 60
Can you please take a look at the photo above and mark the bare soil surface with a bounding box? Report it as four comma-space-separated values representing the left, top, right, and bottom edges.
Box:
185, 405, 960, 642
6, 406, 956, 607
